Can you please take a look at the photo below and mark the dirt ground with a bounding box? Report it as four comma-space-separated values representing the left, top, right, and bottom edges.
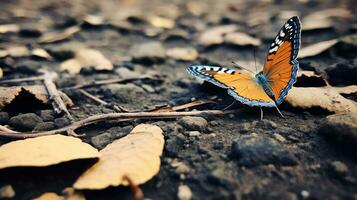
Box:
0, 0, 356, 200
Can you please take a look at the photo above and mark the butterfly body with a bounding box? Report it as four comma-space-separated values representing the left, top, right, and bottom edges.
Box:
187, 16, 301, 112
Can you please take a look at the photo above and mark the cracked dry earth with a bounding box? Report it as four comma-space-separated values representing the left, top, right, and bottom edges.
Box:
0, 0, 356, 200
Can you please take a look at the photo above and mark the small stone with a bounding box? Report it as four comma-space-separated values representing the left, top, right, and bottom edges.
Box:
230, 134, 298, 167
115, 67, 141, 79
188, 131, 201, 137
165, 136, 184, 157
175, 163, 190, 174
273, 133, 287, 143
141, 84, 155, 93
39, 110, 55, 121
0, 185, 15, 199
212, 141, 224, 150
130, 42, 166, 64
209, 121, 219, 126
34, 122, 56, 131
178, 116, 208, 131
103, 83, 145, 104
240, 122, 251, 133
261, 119, 278, 129
329, 161, 348, 176
177, 185, 192, 200
91, 132, 113, 149
318, 113, 357, 149
9, 113, 43, 131
301, 190, 310, 199
228, 114, 235, 119
54, 117, 71, 128
0, 112, 9, 124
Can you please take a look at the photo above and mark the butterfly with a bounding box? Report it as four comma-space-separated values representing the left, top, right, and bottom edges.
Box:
186, 16, 301, 118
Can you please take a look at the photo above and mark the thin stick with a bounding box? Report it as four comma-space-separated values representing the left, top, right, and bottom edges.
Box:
78, 89, 125, 112
39, 69, 74, 122
0, 76, 44, 84
260, 107, 264, 120
0, 109, 237, 139
223, 100, 236, 110
0, 125, 18, 133
64, 76, 155, 90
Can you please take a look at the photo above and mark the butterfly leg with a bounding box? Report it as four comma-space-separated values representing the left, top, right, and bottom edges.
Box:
260, 107, 264, 120
274, 104, 285, 118
223, 100, 236, 110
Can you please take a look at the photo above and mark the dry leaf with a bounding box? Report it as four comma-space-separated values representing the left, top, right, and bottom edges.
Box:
33, 188, 85, 200
0, 24, 20, 34
0, 67, 3, 79
83, 15, 104, 26
39, 26, 80, 44
285, 86, 357, 114
6, 46, 30, 57
0, 135, 99, 170
60, 49, 113, 74
224, 32, 261, 46
74, 124, 164, 189
148, 16, 175, 29
299, 39, 338, 58
166, 47, 198, 61
0, 85, 73, 111
31, 48, 53, 60
34, 193, 64, 200
198, 25, 238, 46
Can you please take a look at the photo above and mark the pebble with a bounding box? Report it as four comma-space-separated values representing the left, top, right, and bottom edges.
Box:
103, 83, 145, 103
0, 112, 9, 124
130, 42, 166, 63
273, 133, 287, 143
328, 161, 348, 176
9, 113, 43, 131
318, 113, 357, 149
209, 121, 219, 126
178, 116, 208, 131
33, 122, 56, 131
301, 190, 310, 199
188, 131, 201, 137
175, 162, 190, 174
212, 141, 224, 150
54, 117, 71, 128
240, 122, 251, 133
177, 185, 192, 200
141, 84, 155, 93
39, 110, 55, 121
91, 132, 113, 149
230, 134, 298, 167
0, 185, 15, 199
165, 136, 184, 157
115, 67, 141, 79
260, 119, 278, 129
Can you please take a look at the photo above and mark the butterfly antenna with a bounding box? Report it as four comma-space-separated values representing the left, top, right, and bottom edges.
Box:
253, 48, 258, 74
231, 61, 255, 74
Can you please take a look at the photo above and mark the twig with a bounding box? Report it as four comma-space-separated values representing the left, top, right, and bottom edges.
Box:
39, 69, 74, 122
64, 76, 156, 90
78, 89, 127, 112
123, 175, 144, 200
0, 76, 44, 84
0, 109, 237, 139
0, 125, 18, 134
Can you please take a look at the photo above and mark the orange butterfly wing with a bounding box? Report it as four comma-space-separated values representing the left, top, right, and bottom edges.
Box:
187, 66, 275, 106
263, 16, 301, 105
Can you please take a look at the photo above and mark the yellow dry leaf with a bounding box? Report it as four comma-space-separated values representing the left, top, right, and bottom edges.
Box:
33, 188, 85, 200
166, 47, 199, 61
285, 86, 357, 114
34, 192, 64, 200
31, 48, 53, 60
0, 67, 3, 79
198, 25, 238, 46
60, 49, 113, 74
299, 39, 338, 58
73, 124, 164, 190
39, 26, 80, 44
0, 135, 99, 169
0, 85, 73, 111
148, 16, 175, 29
0, 24, 19, 34
224, 32, 261, 46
